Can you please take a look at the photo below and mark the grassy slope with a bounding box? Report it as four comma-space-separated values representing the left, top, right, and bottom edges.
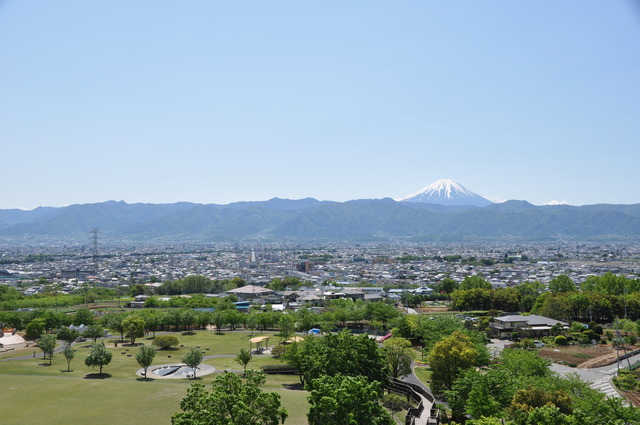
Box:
0, 331, 309, 425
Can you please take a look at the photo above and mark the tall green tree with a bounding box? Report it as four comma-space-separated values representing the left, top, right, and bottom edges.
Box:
57, 327, 80, 346
548, 275, 577, 294
135, 345, 156, 379
122, 314, 145, 345
282, 331, 388, 390
84, 341, 112, 375
278, 314, 295, 341
37, 333, 57, 364
172, 370, 287, 425
428, 331, 477, 393
103, 312, 126, 342
83, 324, 105, 344
381, 337, 413, 378
25, 319, 45, 340
235, 347, 252, 375
62, 344, 75, 372
182, 347, 204, 379
307, 374, 394, 425
460, 276, 492, 290
73, 308, 95, 326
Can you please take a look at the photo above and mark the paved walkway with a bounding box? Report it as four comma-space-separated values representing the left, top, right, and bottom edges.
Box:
400, 363, 436, 425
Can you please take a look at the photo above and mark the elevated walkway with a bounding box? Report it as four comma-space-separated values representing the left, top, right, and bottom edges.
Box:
387, 374, 440, 425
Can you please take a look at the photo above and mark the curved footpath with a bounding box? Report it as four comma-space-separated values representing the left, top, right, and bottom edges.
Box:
398, 361, 438, 425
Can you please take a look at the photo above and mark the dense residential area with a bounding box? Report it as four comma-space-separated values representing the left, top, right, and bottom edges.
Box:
2, 241, 640, 424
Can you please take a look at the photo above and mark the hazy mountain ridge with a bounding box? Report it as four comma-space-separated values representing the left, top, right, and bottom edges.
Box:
0, 198, 639, 242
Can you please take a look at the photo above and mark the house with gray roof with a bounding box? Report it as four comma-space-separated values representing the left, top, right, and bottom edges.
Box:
490, 314, 568, 339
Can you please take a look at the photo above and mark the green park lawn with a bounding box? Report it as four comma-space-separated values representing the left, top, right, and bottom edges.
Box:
0, 331, 309, 425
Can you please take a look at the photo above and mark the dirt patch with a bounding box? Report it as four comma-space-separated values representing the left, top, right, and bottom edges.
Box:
539, 345, 615, 367
416, 307, 449, 313
622, 391, 640, 407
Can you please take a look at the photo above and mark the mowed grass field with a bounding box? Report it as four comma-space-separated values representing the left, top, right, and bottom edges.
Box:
0, 331, 309, 425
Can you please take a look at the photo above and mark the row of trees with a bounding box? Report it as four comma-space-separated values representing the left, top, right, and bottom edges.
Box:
448, 275, 640, 323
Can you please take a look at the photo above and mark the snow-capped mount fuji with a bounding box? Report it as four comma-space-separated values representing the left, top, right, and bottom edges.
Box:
399, 178, 493, 207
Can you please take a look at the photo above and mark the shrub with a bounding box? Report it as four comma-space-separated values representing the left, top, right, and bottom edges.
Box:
152, 335, 179, 350
271, 344, 287, 359
613, 370, 640, 392
382, 394, 411, 411
555, 335, 568, 346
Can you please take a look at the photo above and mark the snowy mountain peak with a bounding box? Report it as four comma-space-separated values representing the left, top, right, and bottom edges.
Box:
399, 178, 493, 207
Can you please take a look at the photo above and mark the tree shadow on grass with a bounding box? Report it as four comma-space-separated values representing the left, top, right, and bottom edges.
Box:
59, 369, 74, 373
282, 383, 305, 391
38, 362, 52, 367
84, 373, 112, 379
136, 377, 156, 382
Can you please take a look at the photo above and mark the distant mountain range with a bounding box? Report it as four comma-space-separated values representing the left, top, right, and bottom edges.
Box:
1, 180, 639, 243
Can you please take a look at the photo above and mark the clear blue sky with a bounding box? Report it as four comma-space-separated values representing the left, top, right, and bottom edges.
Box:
1, 1, 639, 209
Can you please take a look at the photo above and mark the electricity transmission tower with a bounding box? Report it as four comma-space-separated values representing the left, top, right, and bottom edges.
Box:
91, 228, 100, 275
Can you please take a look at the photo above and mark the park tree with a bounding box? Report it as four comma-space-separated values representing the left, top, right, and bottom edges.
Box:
307, 374, 394, 425
277, 314, 295, 341
533, 294, 571, 322
142, 311, 163, 337
38, 333, 57, 364
235, 347, 252, 375
63, 344, 75, 372
172, 370, 287, 425
460, 275, 492, 290
182, 347, 204, 379
83, 324, 105, 343
417, 314, 463, 350
136, 345, 156, 379
246, 312, 258, 335
210, 310, 226, 334
153, 335, 179, 350
224, 309, 243, 331
438, 277, 459, 294
84, 341, 113, 375
122, 314, 145, 345
548, 275, 577, 294
428, 331, 477, 392
364, 302, 399, 332
73, 308, 95, 326
295, 307, 316, 332
381, 337, 413, 378
57, 326, 80, 346
284, 331, 388, 390
181, 309, 197, 334
103, 312, 126, 342
25, 319, 46, 340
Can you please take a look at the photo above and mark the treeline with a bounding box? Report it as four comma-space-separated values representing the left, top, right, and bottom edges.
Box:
0, 298, 404, 340
450, 273, 640, 323
156, 275, 247, 295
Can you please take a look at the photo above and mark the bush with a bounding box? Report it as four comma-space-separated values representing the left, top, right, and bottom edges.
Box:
382, 394, 412, 411
271, 344, 287, 359
152, 335, 179, 350
555, 335, 568, 346
613, 370, 640, 392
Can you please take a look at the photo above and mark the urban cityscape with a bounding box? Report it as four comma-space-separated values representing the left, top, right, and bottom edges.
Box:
2, 1, 639, 424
